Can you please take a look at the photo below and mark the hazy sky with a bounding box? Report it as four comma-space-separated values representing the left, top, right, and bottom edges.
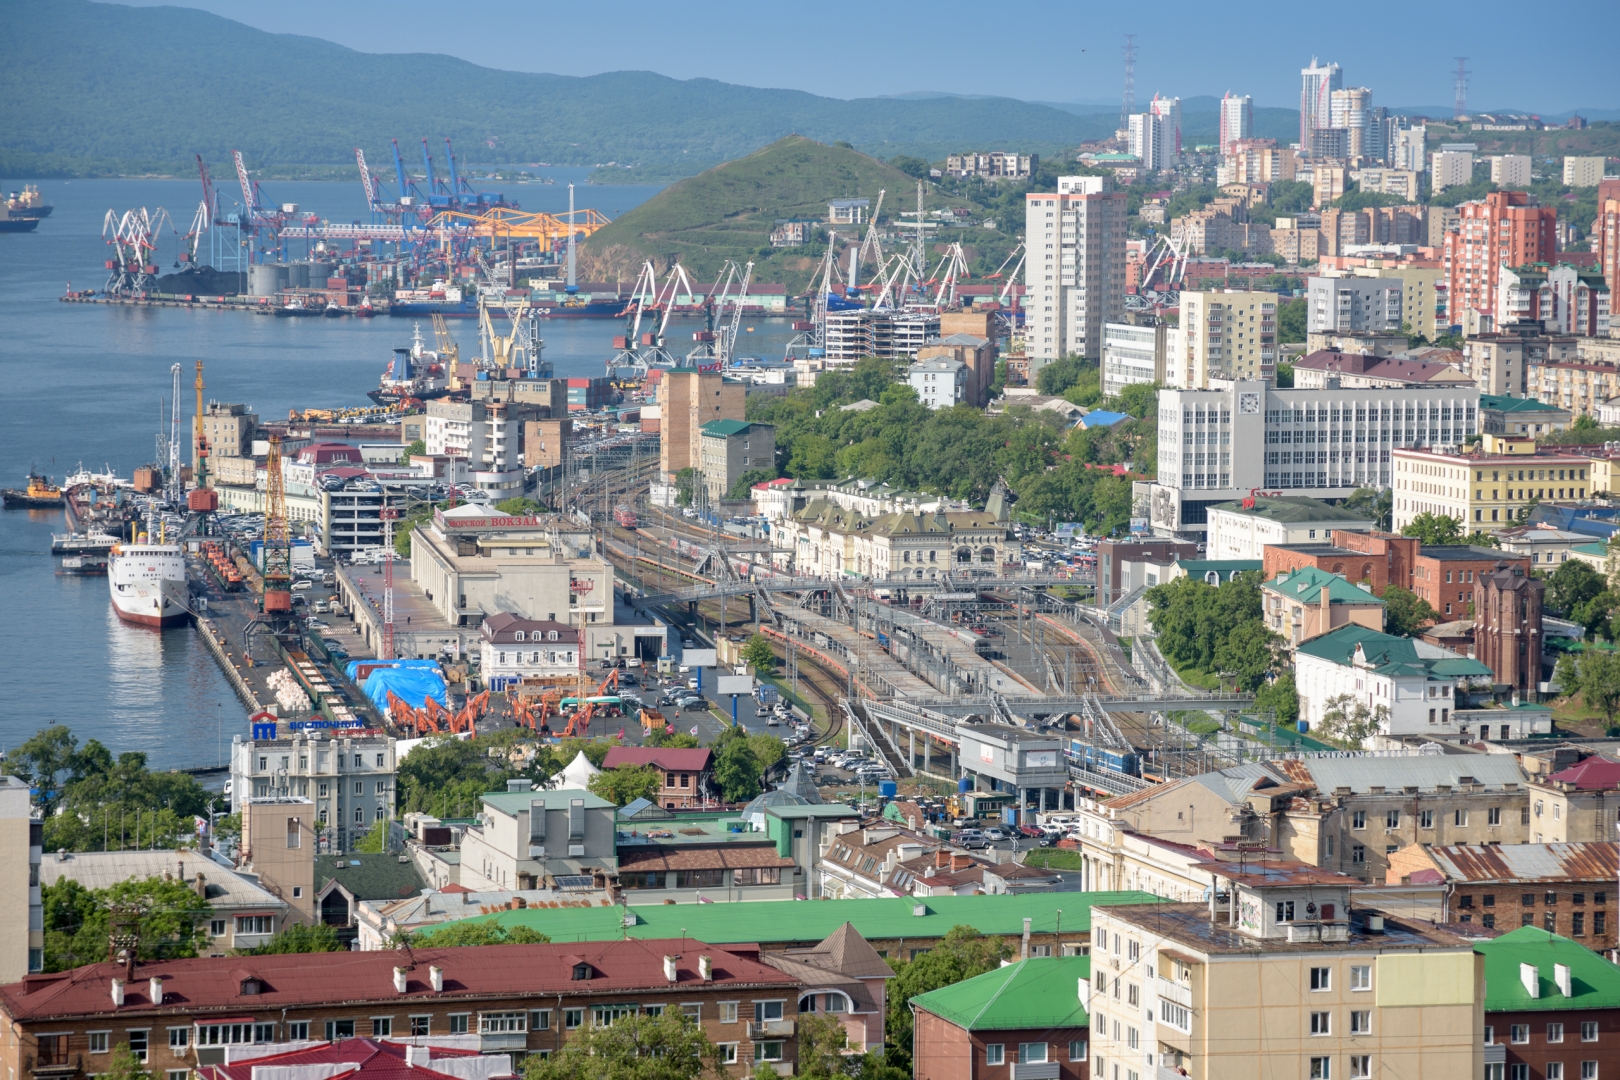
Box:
119, 0, 1616, 112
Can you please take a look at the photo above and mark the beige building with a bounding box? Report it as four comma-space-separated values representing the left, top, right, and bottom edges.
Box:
782, 498, 1017, 579
239, 796, 317, 925
456, 786, 619, 891
1353, 168, 1420, 202
1392, 435, 1594, 534
1087, 874, 1482, 1080
1427, 206, 1460, 250
229, 731, 398, 853
1522, 757, 1620, 843
1313, 163, 1349, 208
1170, 290, 1280, 388
1271, 218, 1320, 265
1564, 157, 1607, 188
657, 369, 747, 480
1261, 567, 1386, 647
1460, 332, 1579, 397
1489, 154, 1533, 187
1024, 176, 1129, 370
0, 777, 41, 982
197, 402, 259, 470
1353, 265, 1443, 341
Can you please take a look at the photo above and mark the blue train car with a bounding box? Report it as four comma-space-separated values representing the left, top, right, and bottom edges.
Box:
1068, 740, 1142, 778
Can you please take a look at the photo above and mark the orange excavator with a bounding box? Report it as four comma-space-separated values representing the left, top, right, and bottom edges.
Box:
561, 670, 620, 739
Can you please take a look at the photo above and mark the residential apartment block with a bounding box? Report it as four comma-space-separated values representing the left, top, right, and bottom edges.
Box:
1307, 276, 1403, 335
1024, 177, 1128, 370
1445, 192, 1559, 330
0, 777, 41, 981
656, 369, 747, 480
1169, 290, 1278, 388
229, 731, 398, 854
1101, 320, 1168, 398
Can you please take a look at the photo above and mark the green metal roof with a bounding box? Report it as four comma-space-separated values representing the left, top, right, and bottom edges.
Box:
1178, 560, 1263, 576
430, 890, 1164, 946
701, 419, 757, 437
911, 956, 1091, 1031
480, 787, 615, 816
1480, 395, 1566, 414
1295, 624, 1493, 679
1573, 542, 1608, 557
1209, 496, 1371, 524
1476, 926, 1620, 1012
318, 852, 428, 902
1264, 567, 1386, 607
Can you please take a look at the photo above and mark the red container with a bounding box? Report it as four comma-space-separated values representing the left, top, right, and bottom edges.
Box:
188, 489, 220, 512
692, 330, 716, 342
792, 321, 814, 331
612, 336, 629, 349
639, 333, 656, 346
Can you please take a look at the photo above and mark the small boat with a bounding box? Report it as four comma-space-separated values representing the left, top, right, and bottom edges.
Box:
275, 298, 321, 318
2, 470, 64, 508
323, 303, 346, 317
355, 301, 376, 318
58, 555, 109, 576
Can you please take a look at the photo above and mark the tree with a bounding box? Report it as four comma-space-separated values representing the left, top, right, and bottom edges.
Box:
42, 876, 212, 972
1276, 296, 1308, 343
1212, 628, 1279, 692
1316, 695, 1389, 748
398, 439, 426, 464
589, 764, 661, 806
1035, 356, 1089, 396
645, 729, 700, 749
1146, 573, 1279, 681
1400, 512, 1465, 546
886, 926, 1011, 1068
889, 155, 931, 179
712, 727, 762, 802
1382, 585, 1439, 636
522, 1010, 718, 1080
1546, 560, 1605, 618
9, 725, 79, 809
675, 467, 700, 507
741, 634, 776, 672
1274, 362, 1294, 388
241, 922, 344, 955
1254, 671, 1300, 728
746, 733, 787, 773
729, 469, 775, 500
796, 1014, 850, 1080
354, 819, 390, 853
413, 920, 552, 948
103, 1045, 154, 1080
1343, 486, 1393, 531
1558, 650, 1620, 725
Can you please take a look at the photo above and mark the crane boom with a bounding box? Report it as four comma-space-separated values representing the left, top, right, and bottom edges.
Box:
355, 148, 378, 210
195, 154, 217, 219
444, 138, 469, 196
390, 139, 411, 199
231, 150, 255, 211
420, 139, 442, 197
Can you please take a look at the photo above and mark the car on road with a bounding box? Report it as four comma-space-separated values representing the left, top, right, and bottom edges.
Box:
952, 830, 990, 849
307, 619, 331, 630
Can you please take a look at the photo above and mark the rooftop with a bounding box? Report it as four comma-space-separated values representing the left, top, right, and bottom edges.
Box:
1420, 545, 1527, 562
1542, 757, 1620, 790
1095, 902, 1472, 956
0, 939, 795, 1022
1263, 567, 1385, 607
432, 890, 1163, 946
318, 852, 429, 903
1477, 927, 1620, 1013
601, 746, 713, 773
38, 851, 285, 911
479, 788, 614, 817
1209, 496, 1372, 524
1424, 842, 1618, 884
700, 418, 758, 438
1294, 624, 1493, 679
199, 1038, 510, 1080
911, 957, 1090, 1032
1480, 395, 1567, 414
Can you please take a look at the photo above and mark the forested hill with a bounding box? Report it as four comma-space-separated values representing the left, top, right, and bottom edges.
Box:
1, 0, 1110, 177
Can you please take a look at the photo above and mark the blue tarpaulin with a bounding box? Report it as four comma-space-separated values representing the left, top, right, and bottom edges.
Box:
825, 292, 864, 312
347, 659, 448, 711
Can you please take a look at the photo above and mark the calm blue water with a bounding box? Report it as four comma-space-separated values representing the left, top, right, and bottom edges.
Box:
0, 173, 799, 766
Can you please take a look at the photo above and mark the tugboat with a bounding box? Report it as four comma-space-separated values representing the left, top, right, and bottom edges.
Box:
2, 470, 64, 508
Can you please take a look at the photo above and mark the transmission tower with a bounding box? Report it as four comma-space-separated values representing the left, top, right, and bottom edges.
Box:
1453, 57, 1470, 119
380, 503, 399, 660
1120, 34, 1138, 131
262, 435, 292, 615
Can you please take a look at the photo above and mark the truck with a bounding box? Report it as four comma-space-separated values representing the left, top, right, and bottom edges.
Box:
754, 683, 780, 708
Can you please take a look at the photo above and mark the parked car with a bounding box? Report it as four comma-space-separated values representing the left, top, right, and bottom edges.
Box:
982, 827, 1012, 842
952, 830, 990, 850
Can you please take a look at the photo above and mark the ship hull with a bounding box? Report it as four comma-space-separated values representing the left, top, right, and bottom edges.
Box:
0, 219, 40, 233
109, 544, 189, 629
2, 492, 63, 508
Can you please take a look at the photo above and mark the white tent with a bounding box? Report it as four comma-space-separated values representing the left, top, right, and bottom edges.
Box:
554, 750, 601, 791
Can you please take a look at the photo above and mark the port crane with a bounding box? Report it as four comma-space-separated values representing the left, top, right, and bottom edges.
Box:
101, 206, 172, 295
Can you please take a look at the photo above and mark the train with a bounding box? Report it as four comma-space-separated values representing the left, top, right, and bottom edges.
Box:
613, 505, 638, 529
1068, 739, 1142, 778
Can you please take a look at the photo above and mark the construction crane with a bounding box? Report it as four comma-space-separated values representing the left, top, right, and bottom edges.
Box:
432, 313, 464, 390
165, 364, 183, 506
355, 148, 380, 213
102, 207, 171, 295
477, 290, 534, 369
931, 242, 970, 306
261, 435, 292, 615
852, 188, 886, 292
717, 260, 754, 365
380, 500, 399, 660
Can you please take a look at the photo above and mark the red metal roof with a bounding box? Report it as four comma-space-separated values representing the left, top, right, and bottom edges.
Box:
0, 939, 795, 1023
1545, 756, 1620, 790
202, 1038, 498, 1080
602, 747, 713, 772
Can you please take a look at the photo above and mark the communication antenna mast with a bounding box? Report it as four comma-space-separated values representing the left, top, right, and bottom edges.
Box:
1120, 34, 1138, 131
380, 502, 399, 660
1453, 57, 1470, 118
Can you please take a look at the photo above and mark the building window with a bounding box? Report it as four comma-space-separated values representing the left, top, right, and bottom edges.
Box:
719, 1002, 738, 1024
1512, 1066, 1530, 1080
563, 1010, 584, 1030
1583, 1022, 1599, 1043
1549, 1065, 1564, 1080
1352, 845, 1365, 864
1350, 1058, 1371, 1080
529, 1010, 551, 1032
370, 1019, 391, 1038
1350, 965, 1371, 991
447, 1015, 469, 1035
1455, 809, 1468, 826
288, 1022, 309, 1042
1020, 1044, 1049, 1064
209, 920, 226, 937
1351, 1011, 1371, 1035
1512, 1025, 1530, 1044
1488, 807, 1501, 826
89, 1032, 110, 1055
1310, 967, 1331, 991
717, 1044, 738, 1066
754, 1042, 784, 1063
1574, 913, 1586, 936
1582, 1064, 1598, 1080
1070, 1041, 1088, 1062
409, 1017, 431, 1037
1310, 1057, 1331, 1080
1277, 901, 1297, 922
1386, 810, 1400, 829
169, 1028, 189, 1050
236, 915, 274, 935
325, 1021, 355, 1041
1547, 911, 1558, 933
986, 1045, 1005, 1066
1352, 811, 1366, 829
1420, 809, 1435, 829
1311, 1012, 1332, 1035
479, 1013, 526, 1034
1551, 1024, 1566, 1043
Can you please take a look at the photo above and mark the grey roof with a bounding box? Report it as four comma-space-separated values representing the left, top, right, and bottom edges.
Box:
1189, 763, 1290, 805
39, 850, 287, 911
480, 787, 614, 816
938, 333, 990, 347
1295, 754, 1525, 795
1209, 496, 1372, 524
779, 761, 821, 803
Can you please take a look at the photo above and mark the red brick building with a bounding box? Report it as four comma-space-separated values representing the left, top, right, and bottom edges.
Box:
911, 957, 1090, 1080
1263, 529, 1419, 596
600, 746, 714, 809
1476, 561, 1546, 692
1477, 927, 1620, 1080
0, 939, 802, 1080
1414, 545, 1531, 620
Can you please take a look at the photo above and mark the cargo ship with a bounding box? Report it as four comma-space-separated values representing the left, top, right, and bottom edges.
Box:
108, 529, 189, 627
0, 186, 49, 233
368, 326, 452, 405
2, 470, 64, 508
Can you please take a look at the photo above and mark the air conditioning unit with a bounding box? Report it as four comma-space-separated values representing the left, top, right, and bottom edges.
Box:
528, 845, 546, 859
568, 844, 586, 857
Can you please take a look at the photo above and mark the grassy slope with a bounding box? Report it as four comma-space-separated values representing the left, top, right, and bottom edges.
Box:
1, 0, 1106, 176
582, 137, 920, 291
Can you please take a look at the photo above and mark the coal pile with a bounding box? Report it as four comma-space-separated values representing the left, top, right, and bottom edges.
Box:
153, 265, 246, 295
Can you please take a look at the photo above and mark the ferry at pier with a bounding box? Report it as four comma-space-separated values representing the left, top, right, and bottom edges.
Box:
108, 539, 189, 627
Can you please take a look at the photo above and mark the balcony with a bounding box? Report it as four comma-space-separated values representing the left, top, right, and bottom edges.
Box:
748, 1020, 796, 1039
1013, 1065, 1061, 1080
479, 1033, 529, 1052
1157, 977, 1192, 1008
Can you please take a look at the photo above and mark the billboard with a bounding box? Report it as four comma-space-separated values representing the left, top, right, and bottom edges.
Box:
683, 648, 718, 668
716, 675, 755, 696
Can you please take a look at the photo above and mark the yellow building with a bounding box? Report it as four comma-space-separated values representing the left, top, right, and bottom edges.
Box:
1087, 864, 1482, 1080
1393, 434, 1593, 533
1348, 265, 1443, 341
1172, 290, 1280, 388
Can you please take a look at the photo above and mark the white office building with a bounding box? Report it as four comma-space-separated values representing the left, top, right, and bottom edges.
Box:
1431, 147, 1476, 193
1101, 321, 1168, 398
1148, 380, 1480, 537
1128, 112, 1168, 172
1219, 93, 1252, 155
1023, 176, 1128, 371
1149, 94, 1182, 167
908, 357, 969, 410
1300, 58, 1343, 149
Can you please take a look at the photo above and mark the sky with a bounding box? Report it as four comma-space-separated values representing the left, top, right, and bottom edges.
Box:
117, 0, 1617, 114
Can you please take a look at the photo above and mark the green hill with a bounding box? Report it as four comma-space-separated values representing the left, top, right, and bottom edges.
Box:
0, 1, 1107, 178
579, 137, 927, 293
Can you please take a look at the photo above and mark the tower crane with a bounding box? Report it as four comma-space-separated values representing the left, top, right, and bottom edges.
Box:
852, 188, 886, 292
166, 363, 183, 506
718, 260, 754, 366
261, 436, 292, 617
